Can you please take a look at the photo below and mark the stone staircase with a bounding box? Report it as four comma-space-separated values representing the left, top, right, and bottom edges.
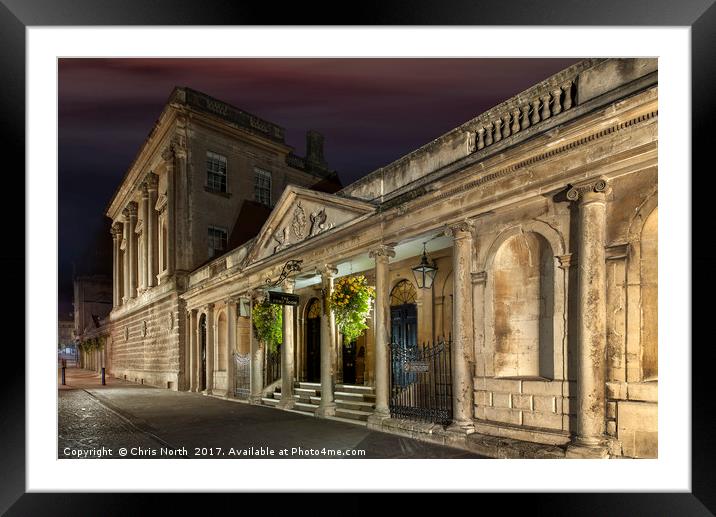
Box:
262, 381, 376, 424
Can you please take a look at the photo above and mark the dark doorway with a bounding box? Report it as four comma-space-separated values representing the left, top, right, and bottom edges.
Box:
306, 298, 321, 382
390, 279, 418, 348
199, 314, 207, 391
342, 337, 356, 384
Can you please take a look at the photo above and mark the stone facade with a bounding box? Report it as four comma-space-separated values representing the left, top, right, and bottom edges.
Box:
99, 58, 658, 458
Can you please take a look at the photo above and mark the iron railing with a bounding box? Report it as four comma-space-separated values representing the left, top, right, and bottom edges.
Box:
233, 352, 251, 399
264, 348, 281, 387
389, 336, 453, 425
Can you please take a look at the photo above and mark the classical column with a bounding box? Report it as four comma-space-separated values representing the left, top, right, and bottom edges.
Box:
278, 279, 296, 409
140, 183, 150, 291
121, 209, 130, 303
226, 297, 238, 398
316, 265, 338, 418
161, 147, 176, 277
189, 309, 197, 392
566, 179, 610, 458
205, 303, 215, 394
367, 244, 395, 425
125, 201, 138, 299
446, 221, 476, 433
111, 223, 122, 307
145, 173, 158, 288
249, 295, 263, 404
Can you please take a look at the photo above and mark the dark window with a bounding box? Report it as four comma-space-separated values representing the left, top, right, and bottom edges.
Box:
254, 168, 272, 207
206, 151, 227, 193
208, 226, 227, 258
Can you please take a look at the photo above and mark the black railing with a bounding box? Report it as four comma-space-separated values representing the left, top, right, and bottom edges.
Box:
233, 352, 251, 399
389, 336, 452, 425
264, 348, 281, 387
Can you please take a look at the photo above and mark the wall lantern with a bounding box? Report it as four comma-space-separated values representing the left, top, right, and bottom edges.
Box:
411, 243, 438, 289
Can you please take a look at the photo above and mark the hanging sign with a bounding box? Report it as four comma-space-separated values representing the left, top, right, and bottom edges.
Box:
404, 361, 429, 373
268, 291, 299, 306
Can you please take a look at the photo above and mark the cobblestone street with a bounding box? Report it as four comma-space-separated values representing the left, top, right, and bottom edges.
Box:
58, 367, 483, 459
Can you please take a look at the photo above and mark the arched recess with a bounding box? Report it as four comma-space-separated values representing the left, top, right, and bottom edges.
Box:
627, 194, 658, 382
217, 309, 227, 371
483, 222, 566, 380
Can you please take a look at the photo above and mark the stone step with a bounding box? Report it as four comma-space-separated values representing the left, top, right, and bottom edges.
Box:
294, 402, 317, 412
335, 399, 375, 412
262, 397, 279, 406
335, 408, 372, 421
324, 415, 368, 427
296, 382, 321, 390
335, 384, 375, 394
334, 391, 376, 403
295, 387, 320, 396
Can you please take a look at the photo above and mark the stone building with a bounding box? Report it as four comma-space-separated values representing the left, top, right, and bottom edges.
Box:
101, 59, 658, 459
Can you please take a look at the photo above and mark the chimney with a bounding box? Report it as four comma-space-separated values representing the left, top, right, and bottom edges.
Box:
306, 130, 327, 168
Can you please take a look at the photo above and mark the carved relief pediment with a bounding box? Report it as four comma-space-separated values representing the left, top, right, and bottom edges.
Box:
247, 185, 375, 264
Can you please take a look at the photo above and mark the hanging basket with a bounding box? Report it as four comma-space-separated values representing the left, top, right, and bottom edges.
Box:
328, 274, 375, 343
252, 299, 282, 353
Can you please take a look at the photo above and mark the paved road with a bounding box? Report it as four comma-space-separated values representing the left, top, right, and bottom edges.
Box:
58, 368, 484, 459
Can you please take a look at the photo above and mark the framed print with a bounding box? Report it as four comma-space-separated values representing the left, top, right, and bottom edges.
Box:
2, 0, 712, 512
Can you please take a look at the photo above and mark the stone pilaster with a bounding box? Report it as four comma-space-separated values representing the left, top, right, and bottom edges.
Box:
471, 271, 487, 379
226, 297, 238, 398
278, 279, 296, 409
121, 211, 130, 303
316, 265, 338, 418
189, 309, 197, 392
446, 221, 476, 433
367, 244, 396, 425
125, 202, 138, 299
111, 223, 122, 307
145, 173, 158, 288
205, 303, 215, 394
161, 147, 175, 277
140, 184, 149, 291
566, 179, 610, 458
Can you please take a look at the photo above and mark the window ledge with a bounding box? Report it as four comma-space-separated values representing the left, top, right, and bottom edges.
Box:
205, 186, 231, 198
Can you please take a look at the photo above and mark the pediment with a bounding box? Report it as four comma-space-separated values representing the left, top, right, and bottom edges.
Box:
247, 185, 375, 264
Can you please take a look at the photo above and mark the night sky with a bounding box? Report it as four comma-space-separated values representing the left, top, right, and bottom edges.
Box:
58, 57, 580, 318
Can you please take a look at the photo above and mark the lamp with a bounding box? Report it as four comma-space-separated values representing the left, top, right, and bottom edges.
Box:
412, 243, 438, 289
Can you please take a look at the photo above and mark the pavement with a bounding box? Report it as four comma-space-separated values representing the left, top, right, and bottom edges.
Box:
58, 367, 485, 459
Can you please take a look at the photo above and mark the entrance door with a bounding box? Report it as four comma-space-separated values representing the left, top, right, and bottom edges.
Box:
342, 337, 356, 384
390, 280, 419, 387
199, 314, 207, 391
306, 299, 321, 382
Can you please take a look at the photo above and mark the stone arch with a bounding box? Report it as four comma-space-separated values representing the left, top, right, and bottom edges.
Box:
627, 192, 658, 382
483, 224, 565, 380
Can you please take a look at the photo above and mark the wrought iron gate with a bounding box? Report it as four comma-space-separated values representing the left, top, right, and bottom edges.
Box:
233, 352, 250, 399
389, 337, 452, 425
264, 348, 281, 387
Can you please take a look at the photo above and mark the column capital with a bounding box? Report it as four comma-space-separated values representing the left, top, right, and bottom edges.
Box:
226, 295, 240, 305
369, 244, 396, 260
471, 271, 487, 285
282, 278, 296, 292
317, 264, 338, 279
140, 182, 150, 198
111, 222, 123, 236
556, 254, 573, 269
144, 171, 159, 190
161, 146, 174, 163
566, 178, 610, 203
123, 201, 138, 218
204, 302, 215, 312
445, 220, 474, 238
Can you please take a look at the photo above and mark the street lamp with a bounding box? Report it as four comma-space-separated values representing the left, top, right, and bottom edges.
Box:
411, 243, 438, 289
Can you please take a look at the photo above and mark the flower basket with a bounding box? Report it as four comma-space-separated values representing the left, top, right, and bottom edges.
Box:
252, 299, 282, 353
328, 274, 375, 343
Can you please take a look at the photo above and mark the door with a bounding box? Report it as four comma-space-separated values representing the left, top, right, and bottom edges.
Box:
342, 337, 356, 384
306, 299, 321, 383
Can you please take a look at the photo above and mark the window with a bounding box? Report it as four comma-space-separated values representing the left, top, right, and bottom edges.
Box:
206, 151, 227, 193
254, 168, 272, 207
208, 226, 227, 259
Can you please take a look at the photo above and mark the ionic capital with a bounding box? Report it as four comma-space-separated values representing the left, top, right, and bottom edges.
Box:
368, 244, 396, 260
111, 222, 123, 236
566, 178, 610, 203
556, 254, 573, 270
204, 302, 215, 312
445, 220, 474, 239
144, 172, 159, 191
122, 201, 138, 219
317, 264, 338, 279
161, 146, 174, 164
226, 295, 240, 306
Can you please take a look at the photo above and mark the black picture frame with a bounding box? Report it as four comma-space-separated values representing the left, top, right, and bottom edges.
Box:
2, 0, 712, 512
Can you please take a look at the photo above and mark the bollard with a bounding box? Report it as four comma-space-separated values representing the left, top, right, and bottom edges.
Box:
101, 367, 106, 386
61, 366, 66, 385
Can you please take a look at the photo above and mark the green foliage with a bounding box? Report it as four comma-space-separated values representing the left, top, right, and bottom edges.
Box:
328, 274, 375, 343
79, 336, 106, 352
252, 299, 282, 352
